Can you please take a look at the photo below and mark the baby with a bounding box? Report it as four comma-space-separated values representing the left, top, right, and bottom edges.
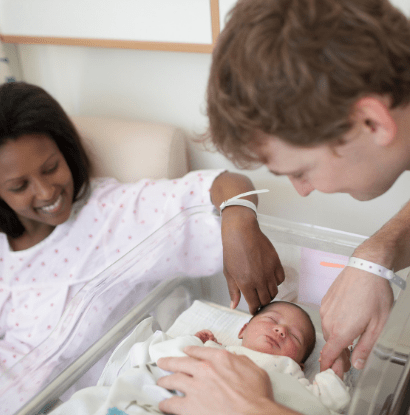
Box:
194, 301, 316, 369
51, 302, 350, 415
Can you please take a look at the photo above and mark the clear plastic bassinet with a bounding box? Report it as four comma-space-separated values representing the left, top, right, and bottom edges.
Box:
0, 208, 410, 415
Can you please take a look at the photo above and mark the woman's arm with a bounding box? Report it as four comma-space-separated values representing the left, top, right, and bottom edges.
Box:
209, 172, 285, 314
157, 346, 301, 415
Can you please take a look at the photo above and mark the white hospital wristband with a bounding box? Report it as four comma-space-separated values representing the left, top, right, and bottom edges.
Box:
348, 257, 406, 290
219, 189, 269, 217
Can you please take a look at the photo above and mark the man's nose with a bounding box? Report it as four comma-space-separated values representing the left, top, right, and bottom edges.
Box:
289, 177, 314, 197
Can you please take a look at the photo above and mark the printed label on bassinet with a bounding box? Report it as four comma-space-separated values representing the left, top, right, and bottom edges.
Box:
298, 247, 349, 306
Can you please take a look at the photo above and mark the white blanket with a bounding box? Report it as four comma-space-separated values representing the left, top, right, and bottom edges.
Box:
52, 316, 349, 415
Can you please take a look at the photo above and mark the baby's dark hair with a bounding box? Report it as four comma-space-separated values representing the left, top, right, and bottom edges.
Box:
254, 301, 317, 363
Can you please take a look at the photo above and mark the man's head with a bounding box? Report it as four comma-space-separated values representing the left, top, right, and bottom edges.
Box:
207, 0, 410, 200
238, 301, 316, 366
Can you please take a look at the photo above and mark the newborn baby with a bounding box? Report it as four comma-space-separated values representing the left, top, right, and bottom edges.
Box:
195, 300, 316, 368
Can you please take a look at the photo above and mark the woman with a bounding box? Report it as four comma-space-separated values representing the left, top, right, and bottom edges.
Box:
0, 82, 284, 371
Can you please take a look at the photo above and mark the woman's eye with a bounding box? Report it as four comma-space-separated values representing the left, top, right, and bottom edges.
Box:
10, 182, 28, 192
44, 163, 58, 174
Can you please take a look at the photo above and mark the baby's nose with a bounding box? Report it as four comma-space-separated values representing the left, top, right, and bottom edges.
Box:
274, 326, 286, 337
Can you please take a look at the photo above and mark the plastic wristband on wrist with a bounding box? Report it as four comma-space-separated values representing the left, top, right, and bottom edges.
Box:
219, 189, 269, 217
347, 257, 406, 290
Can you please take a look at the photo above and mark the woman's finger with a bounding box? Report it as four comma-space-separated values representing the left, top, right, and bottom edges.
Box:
223, 270, 241, 309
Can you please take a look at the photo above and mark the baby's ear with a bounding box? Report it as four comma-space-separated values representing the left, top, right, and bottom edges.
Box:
238, 323, 248, 339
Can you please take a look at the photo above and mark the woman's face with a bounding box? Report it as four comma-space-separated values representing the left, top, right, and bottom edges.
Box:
0, 134, 74, 234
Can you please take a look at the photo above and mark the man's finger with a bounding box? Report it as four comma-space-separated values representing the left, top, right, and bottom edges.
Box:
158, 395, 185, 414
351, 328, 379, 370
157, 372, 191, 393
320, 337, 351, 372
157, 355, 200, 375
331, 360, 344, 379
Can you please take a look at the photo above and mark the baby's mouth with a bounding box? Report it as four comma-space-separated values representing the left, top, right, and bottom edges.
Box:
266, 335, 280, 348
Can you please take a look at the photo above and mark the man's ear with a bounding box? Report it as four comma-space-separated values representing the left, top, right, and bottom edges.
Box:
238, 323, 248, 339
353, 97, 397, 146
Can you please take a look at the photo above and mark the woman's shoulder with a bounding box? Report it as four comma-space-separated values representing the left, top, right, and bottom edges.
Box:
88, 177, 137, 201
90, 177, 121, 192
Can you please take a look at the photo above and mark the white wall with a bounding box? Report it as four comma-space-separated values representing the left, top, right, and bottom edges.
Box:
4, 0, 410, 239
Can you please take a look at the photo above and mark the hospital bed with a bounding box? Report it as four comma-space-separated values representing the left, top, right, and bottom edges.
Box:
0, 117, 409, 415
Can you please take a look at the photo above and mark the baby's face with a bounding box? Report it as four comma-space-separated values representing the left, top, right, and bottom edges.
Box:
238, 302, 314, 364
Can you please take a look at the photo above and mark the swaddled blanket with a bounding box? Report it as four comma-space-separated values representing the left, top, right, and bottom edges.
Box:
52, 317, 349, 415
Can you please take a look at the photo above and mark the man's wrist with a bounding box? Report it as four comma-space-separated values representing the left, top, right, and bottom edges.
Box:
353, 236, 395, 270
348, 257, 406, 290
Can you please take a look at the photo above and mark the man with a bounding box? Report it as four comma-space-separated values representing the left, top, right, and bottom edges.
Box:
156, 0, 410, 413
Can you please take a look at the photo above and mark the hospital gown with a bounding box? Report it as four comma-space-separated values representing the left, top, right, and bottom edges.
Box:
52, 318, 350, 415
0, 169, 225, 372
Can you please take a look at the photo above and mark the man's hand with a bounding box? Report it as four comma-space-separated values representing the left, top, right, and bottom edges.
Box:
320, 348, 350, 379
157, 346, 279, 415
221, 208, 285, 314
320, 266, 393, 372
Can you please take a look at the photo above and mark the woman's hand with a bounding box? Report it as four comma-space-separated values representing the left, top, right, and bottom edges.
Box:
221, 207, 285, 314
210, 172, 285, 315
157, 346, 282, 415
320, 266, 393, 373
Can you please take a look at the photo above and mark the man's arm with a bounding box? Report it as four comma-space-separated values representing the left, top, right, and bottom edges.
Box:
320, 199, 410, 372
209, 172, 285, 314
157, 346, 301, 415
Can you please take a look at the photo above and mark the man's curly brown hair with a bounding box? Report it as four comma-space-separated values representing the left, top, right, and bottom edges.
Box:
206, 0, 410, 168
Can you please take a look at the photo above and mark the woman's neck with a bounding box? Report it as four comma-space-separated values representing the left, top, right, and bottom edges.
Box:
8, 224, 55, 251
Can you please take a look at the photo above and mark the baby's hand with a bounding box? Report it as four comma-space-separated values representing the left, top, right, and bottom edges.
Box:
194, 329, 220, 344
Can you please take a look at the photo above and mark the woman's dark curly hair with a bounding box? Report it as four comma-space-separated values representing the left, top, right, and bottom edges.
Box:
0, 82, 91, 238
